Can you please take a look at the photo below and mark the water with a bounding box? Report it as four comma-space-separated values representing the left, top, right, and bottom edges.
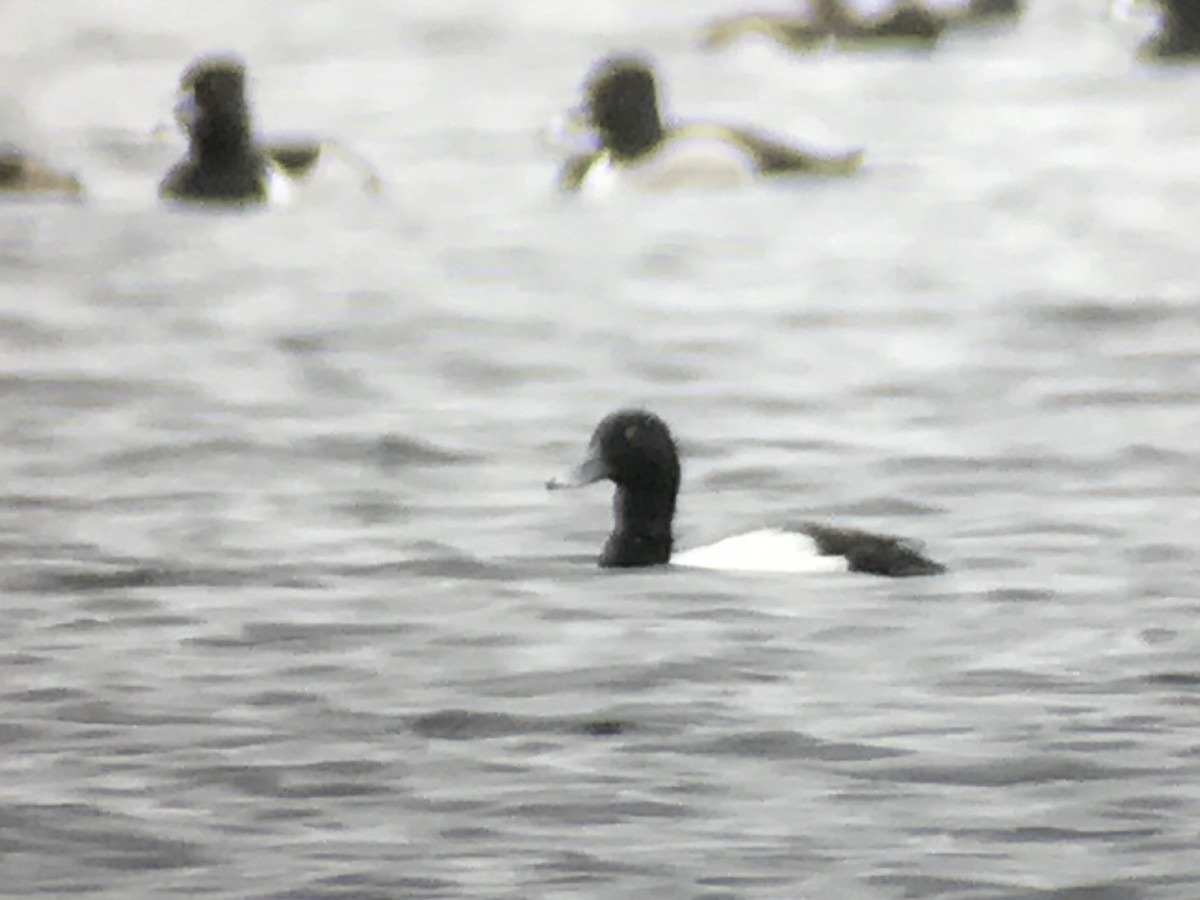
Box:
3, 1, 1200, 897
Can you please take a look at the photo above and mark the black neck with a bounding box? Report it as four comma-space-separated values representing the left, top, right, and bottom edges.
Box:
602, 96, 665, 161
600, 485, 675, 567
194, 104, 254, 167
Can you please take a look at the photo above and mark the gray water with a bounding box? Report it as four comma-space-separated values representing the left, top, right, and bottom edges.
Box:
3, 1, 1200, 897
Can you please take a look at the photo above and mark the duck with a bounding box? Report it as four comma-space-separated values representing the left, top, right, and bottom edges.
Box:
702, 0, 945, 52
547, 409, 945, 577
556, 55, 863, 196
159, 54, 382, 207
159, 55, 286, 206
0, 146, 83, 199
700, 0, 1021, 53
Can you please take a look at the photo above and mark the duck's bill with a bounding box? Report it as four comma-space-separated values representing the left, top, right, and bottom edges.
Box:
546, 452, 608, 490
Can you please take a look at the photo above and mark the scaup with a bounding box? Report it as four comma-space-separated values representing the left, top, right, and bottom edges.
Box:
548, 410, 944, 577
160, 55, 385, 206
159, 55, 285, 206
702, 0, 947, 52
701, 0, 1021, 52
557, 55, 863, 195
0, 146, 83, 199
160, 55, 384, 206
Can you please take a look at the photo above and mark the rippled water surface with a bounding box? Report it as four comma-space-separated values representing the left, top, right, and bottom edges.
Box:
3, 1, 1200, 897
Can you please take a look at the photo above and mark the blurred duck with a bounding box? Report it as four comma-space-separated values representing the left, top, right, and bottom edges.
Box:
701, 0, 1022, 52
0, 146, 83, 199
548, 409, 945, 577
555, 55, 863, 196
160, 54, 382, 207
160, 56, 286, 205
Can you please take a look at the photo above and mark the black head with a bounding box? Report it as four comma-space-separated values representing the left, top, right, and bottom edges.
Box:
548, 409, 681, 568
588, 409, 680, 493
176, 55, 254, 161
1161, 0, 1200, 37
581, 56, 666, 160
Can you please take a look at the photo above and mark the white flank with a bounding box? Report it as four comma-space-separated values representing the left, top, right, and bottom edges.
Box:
672, 529, 850, 574
579, 152, 621, 198
263, 160, 295, 207
580, 136, 757, 198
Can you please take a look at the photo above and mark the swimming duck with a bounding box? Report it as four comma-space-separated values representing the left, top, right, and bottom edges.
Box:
701, 0, 1020, 52
548, 410, 945, 577
556, 55, 863, 195
0, 146, 83, 199
701, 0, 947, 52
159, 56, 285, 205
159, 55, 382, 207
